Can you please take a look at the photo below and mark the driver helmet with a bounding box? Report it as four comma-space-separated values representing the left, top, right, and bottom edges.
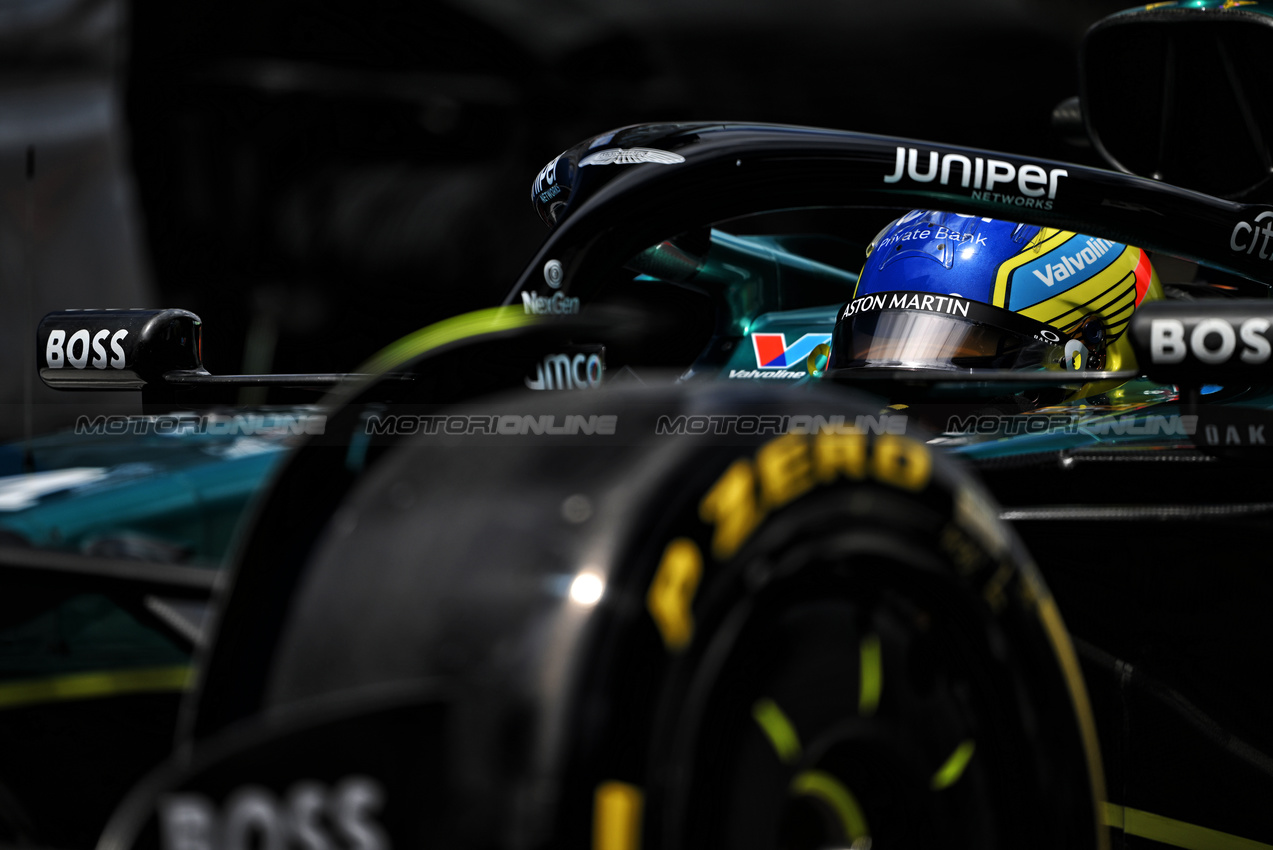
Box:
826, 210, 1162, 395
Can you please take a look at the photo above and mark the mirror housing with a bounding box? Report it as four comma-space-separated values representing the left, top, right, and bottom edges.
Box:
37, 309, 204, 390
1129, 299, 1273, 385
1082, 4, 1273, 200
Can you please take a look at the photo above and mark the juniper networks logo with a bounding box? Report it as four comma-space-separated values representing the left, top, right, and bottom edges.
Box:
883, 146, 1068, 210
532, 153, 564, 204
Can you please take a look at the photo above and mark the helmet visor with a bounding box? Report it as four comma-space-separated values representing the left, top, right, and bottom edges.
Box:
833, 310, 1063, 372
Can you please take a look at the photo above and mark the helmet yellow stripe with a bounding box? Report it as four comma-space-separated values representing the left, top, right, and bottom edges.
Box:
991, 228, 1073, 309
1028, 269, 1137, 327
1020, 247, 1142, 336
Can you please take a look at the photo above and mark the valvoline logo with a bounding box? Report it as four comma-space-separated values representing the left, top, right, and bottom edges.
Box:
753, 333, 833, 369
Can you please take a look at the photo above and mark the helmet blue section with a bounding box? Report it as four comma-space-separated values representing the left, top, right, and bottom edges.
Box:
855, 211, 1040, 304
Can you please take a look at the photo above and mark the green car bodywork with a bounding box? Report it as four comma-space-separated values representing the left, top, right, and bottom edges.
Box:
0, 419, 294, 710
0, 429, 292, 565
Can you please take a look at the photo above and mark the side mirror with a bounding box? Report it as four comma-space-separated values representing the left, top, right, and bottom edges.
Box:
1129, 299, 1273, 453
1129, 300, 1273, 385
1082, 5, 1273, 200
37, 309, 204, 390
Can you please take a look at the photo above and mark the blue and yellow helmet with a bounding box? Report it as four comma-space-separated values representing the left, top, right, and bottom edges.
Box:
828, 210, 1162, 383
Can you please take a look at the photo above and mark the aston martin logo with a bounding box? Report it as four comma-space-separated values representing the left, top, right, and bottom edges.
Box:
579, 147, 686, 167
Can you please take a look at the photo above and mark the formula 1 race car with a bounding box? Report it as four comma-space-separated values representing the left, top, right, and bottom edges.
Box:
6, 3, 1273, 850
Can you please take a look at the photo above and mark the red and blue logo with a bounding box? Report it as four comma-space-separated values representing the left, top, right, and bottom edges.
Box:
752, 333, 833, 369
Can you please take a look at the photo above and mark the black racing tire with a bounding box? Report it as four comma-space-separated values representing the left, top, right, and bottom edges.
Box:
212, 382, 1106, 850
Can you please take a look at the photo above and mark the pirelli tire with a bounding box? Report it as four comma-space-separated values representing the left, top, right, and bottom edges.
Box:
249, 383, 1106, 850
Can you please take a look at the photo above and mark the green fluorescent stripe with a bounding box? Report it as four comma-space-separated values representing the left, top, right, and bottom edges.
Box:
1104, 803, 1273, 850
0, 665, 192, 710
790, 770, 869, 842
930, 740, 976, 790
859, 634, 882, 717
751, 698, 802, 763
357, 306, 536, 375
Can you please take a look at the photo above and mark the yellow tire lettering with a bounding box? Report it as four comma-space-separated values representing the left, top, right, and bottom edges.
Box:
696, 433, 933, 565
813, 431, 868, 483
647, 538, 703, 651
756, 432, 815, 511
594, 781, 643, 850
872, 435, 932, 492
699, 459, 761, 560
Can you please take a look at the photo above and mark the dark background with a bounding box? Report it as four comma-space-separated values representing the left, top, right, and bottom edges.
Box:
4, 0, 1137, 436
